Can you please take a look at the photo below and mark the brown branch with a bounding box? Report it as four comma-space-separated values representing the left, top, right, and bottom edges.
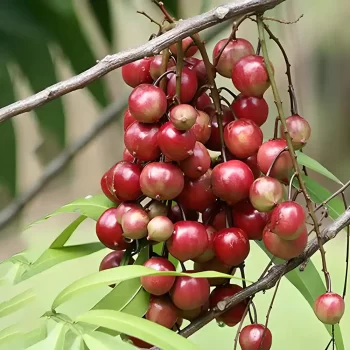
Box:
0, 0, 285, 124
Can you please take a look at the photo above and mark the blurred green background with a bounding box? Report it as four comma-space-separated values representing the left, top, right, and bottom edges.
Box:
0, 0, 349, 349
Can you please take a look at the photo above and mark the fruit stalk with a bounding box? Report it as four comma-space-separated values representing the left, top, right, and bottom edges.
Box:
257, 15, 331, 290
160, 49, 170, 91
233, 298, 253, 350
175, 41, 184, 103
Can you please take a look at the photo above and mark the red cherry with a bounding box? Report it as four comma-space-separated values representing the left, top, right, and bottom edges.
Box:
129, 336, 152, 349
170, 37, 198, 57
146, 296, 179, 329
243, 154, 261, 179
170, 274, 210, 310
281, 114, 311, 150
123, 108, 136, 131
170, 104, 198, 130
257, 139, 293, 182
209, 284, 247, 326
141, 257, 176, 295
178, 301, 209, 321
99, 251, 134, 271
214, 227, 250, 266
122, 148, 135, 163
212, 160, 254, 205
195, 93, 212, 111
149, 55, 173, 80
239, 324, 272, 350
128, 84, 167, 123
167, 221, 208, 261
158, 121, 196, 161
314, 292, 345, 325
263, 226, 308, 260
124, 122, 161, 161
224, 119, 263, 159
213, 38, 254, 78
232, 200, 270, 240
100, 172, 119, 204
96, 208, 130, 250
114, 202, 142, 223
121, 208, 149, 239
145, 200, 168, 219
140, 162, 184, 200
202, 203, 226, 230
232, 94, 269, 127
122, 58, 153, 87
147, 216, 174, 242
185, 57, 208, 85
193, 225, 216, 263
167, 67, 198, 103
168, 204, 199, 223
268, 201, 306, 240
190, 110, 211, 144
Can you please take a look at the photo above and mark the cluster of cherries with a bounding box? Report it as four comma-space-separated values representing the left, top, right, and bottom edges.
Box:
95, 33, 344, 349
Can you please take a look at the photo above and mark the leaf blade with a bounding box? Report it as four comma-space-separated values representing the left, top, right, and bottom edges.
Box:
0, 289, 36, 318
83, 332, 137, 350
88, 0, 113, 44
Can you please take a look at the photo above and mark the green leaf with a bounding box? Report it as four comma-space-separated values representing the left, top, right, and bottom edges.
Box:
0, 289, 36, 318
161, 0, 180, 19
50, 216, 87, 248
88, 0, 113, 45
77, 310, 199, 350
27, 323, 68, 350
52, 265, 245, 309
83, 331, 137, 350
297, 151, 342, 184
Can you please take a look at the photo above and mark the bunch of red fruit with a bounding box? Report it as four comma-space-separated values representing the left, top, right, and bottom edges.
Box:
95, 33, 343, 349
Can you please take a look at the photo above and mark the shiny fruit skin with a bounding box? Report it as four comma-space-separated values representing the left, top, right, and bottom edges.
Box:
170, 104, 198, 130
121, 58, 153, 87
100, 172, 119, 204
243, 154, 261, 179
99, 250, 134, 271
195, 93, 212, 111
123, 108, 136, 131
170, 37, 198, 57
114, 202, 142, 223
193, 225, 216, 263
146, 296, 179, 329
185, 57, 208, 85
121, 208, 149, 239
167, 67, 198, 103
147, 216, 174, 242
281, 114, 311, 150
168, 204, 199, 223
145, 200, 168, 219
314, 293, 345, 325
239, 324, 272, 350
190, 110, 211, 144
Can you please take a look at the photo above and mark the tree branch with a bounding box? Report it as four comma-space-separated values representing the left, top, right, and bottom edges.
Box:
0, 0, 285, 124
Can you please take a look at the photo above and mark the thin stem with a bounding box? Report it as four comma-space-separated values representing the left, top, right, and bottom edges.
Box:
273, 117, 280, 139
225, 205, 234, 227
136, 11, 162, 31
180, 261, 186, 272
152, 0, 175, 22
325, 338, 333, 350
239, 264, 254, 324
233, 299, 253, 350
257, 15, 331, 291
256, 41, 261, 55
341, 193, 349, 299
177, 202, 187, 221
262, 14, 304, 24
220, 95, 237, 119
161, 242, 168, 257
175, 41, 184, 103
218, 87, 237, 100
265, 146, 288, 177
288, 172, 297, 200
160, 50, 171, 91
292, 189, 301, 201
153, 69, 176, 87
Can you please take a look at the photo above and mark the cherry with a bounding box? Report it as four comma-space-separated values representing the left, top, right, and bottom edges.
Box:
193, 225, 216, 263
232, 200, 270, 240
281, 114, 311, 150
185, 57, 208, 85
140, 162, 184, 200
263, 226, 308, 260
101, 161, 142, 202
268, 201, 306, 240
149, 55, 173, 80
232, 55, 271, 97
146, 296, 179, 329
141, 257, 176, 295
195, 93, 212, 111
121, 207, 149, 239
232, 94, 269, 127
211, 160, 254, 205
224, 119, 263, 159
170, 104, 198, 130
170, 37, 198, 57
257, 139, 293, 183
249, 176, 285, 212
100, 172, 119, 204
176, 169, 216, 213
213, 38, 254, 78
168, 204, 199, 223
124, 122, 161, 162
158, 121, 196, 161
178, 142, 211, 179
170, 273, 210, 310
239, 324, 272, 350
190, 110, 211, 144
128, 84, 167, 123
214, 227, 250, 266
145, 200, 168, 219
202, 203, 226, 230
123, 108, 136, 131
167, 221, 208, 261
178, 301, 209, 321
147, 216, 174, 242
121, 58, 153, 87
114, 202, 142, 223
243, 154, 261, 179
96, 208, 130, 250
129, 336, 152, 349
209, 284, 247, 326
167, 66, 198, 103
314, 292, 345, 325
122, 148, 135, 163
99, 250, 134, 271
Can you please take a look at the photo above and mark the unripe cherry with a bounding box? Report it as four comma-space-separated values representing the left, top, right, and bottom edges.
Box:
121, 58, 153, 87
249, 176, 285, 212
124, 122, 160, 161
214, 227, 250, 266
195, 93, 212, 111
147, 216, 174, 242
145, 200, 168, 219
146, 296, 179, 329
224, 119, 263, 159
168, 204, 199, 224
268, 201, 306, 240
141, 257, 176, 296
232, 94, 269, 127
121, 208, 149, 239
167, 67, 198, 103
212, 160, 254, 205
239, 324, 272, 350
167, 221, 208, 261
99, 251, 134, 271
263, 226, 308, 260
213, 38, 254, 78
170, 37, 198, 57
281, 114, 311, 150
170, 274, 210, 310
190, 110, 211, 144
257, 139, 293, 182
170, 104, 198, 130
232, 55, 271, 97
158, 121, 196, 161
114, 202, 142, 223
96, 208, 130, 250
209, 284, 247, 326
140, 162, 184, 200
123, 108, 136, 131
243, 154, 261, 179
193, 225, 216, 263
314, 292, 345, 325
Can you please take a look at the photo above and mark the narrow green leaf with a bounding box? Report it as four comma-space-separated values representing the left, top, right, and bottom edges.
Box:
77, 310, 198, 350
68, 335, 86, 350
27, 323, 68, 350
50, 216, 87, 248
52, 265, 246, 309
88, 0, 113, 44
0, 324, 21, 345
0, 289, 36, 318
297, 151, 342, 184
83, 331, 137, 349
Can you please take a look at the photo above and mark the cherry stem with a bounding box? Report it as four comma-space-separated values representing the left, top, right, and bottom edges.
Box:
256, 41, 261, 55
341, 192, 349, 299
177, 202, 187, 221
175, 41, 184, 104
273, 117, 280, 139
159, 49, 171, 91
262, 14, 304, 25
151, 0, 175, 23
220, 95, 237, 119
288, 172, 297, 200
180, 261, 186, 272
233, 298, 253, 350
258, 15, 331, 290
265, 146, 288, 177
218, 87, 237, 100
153, 69, 176, 87
136, 11, 162, 32
225, 205, 233, 228
191, 84, 210, 107
239, 264, 254, 324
